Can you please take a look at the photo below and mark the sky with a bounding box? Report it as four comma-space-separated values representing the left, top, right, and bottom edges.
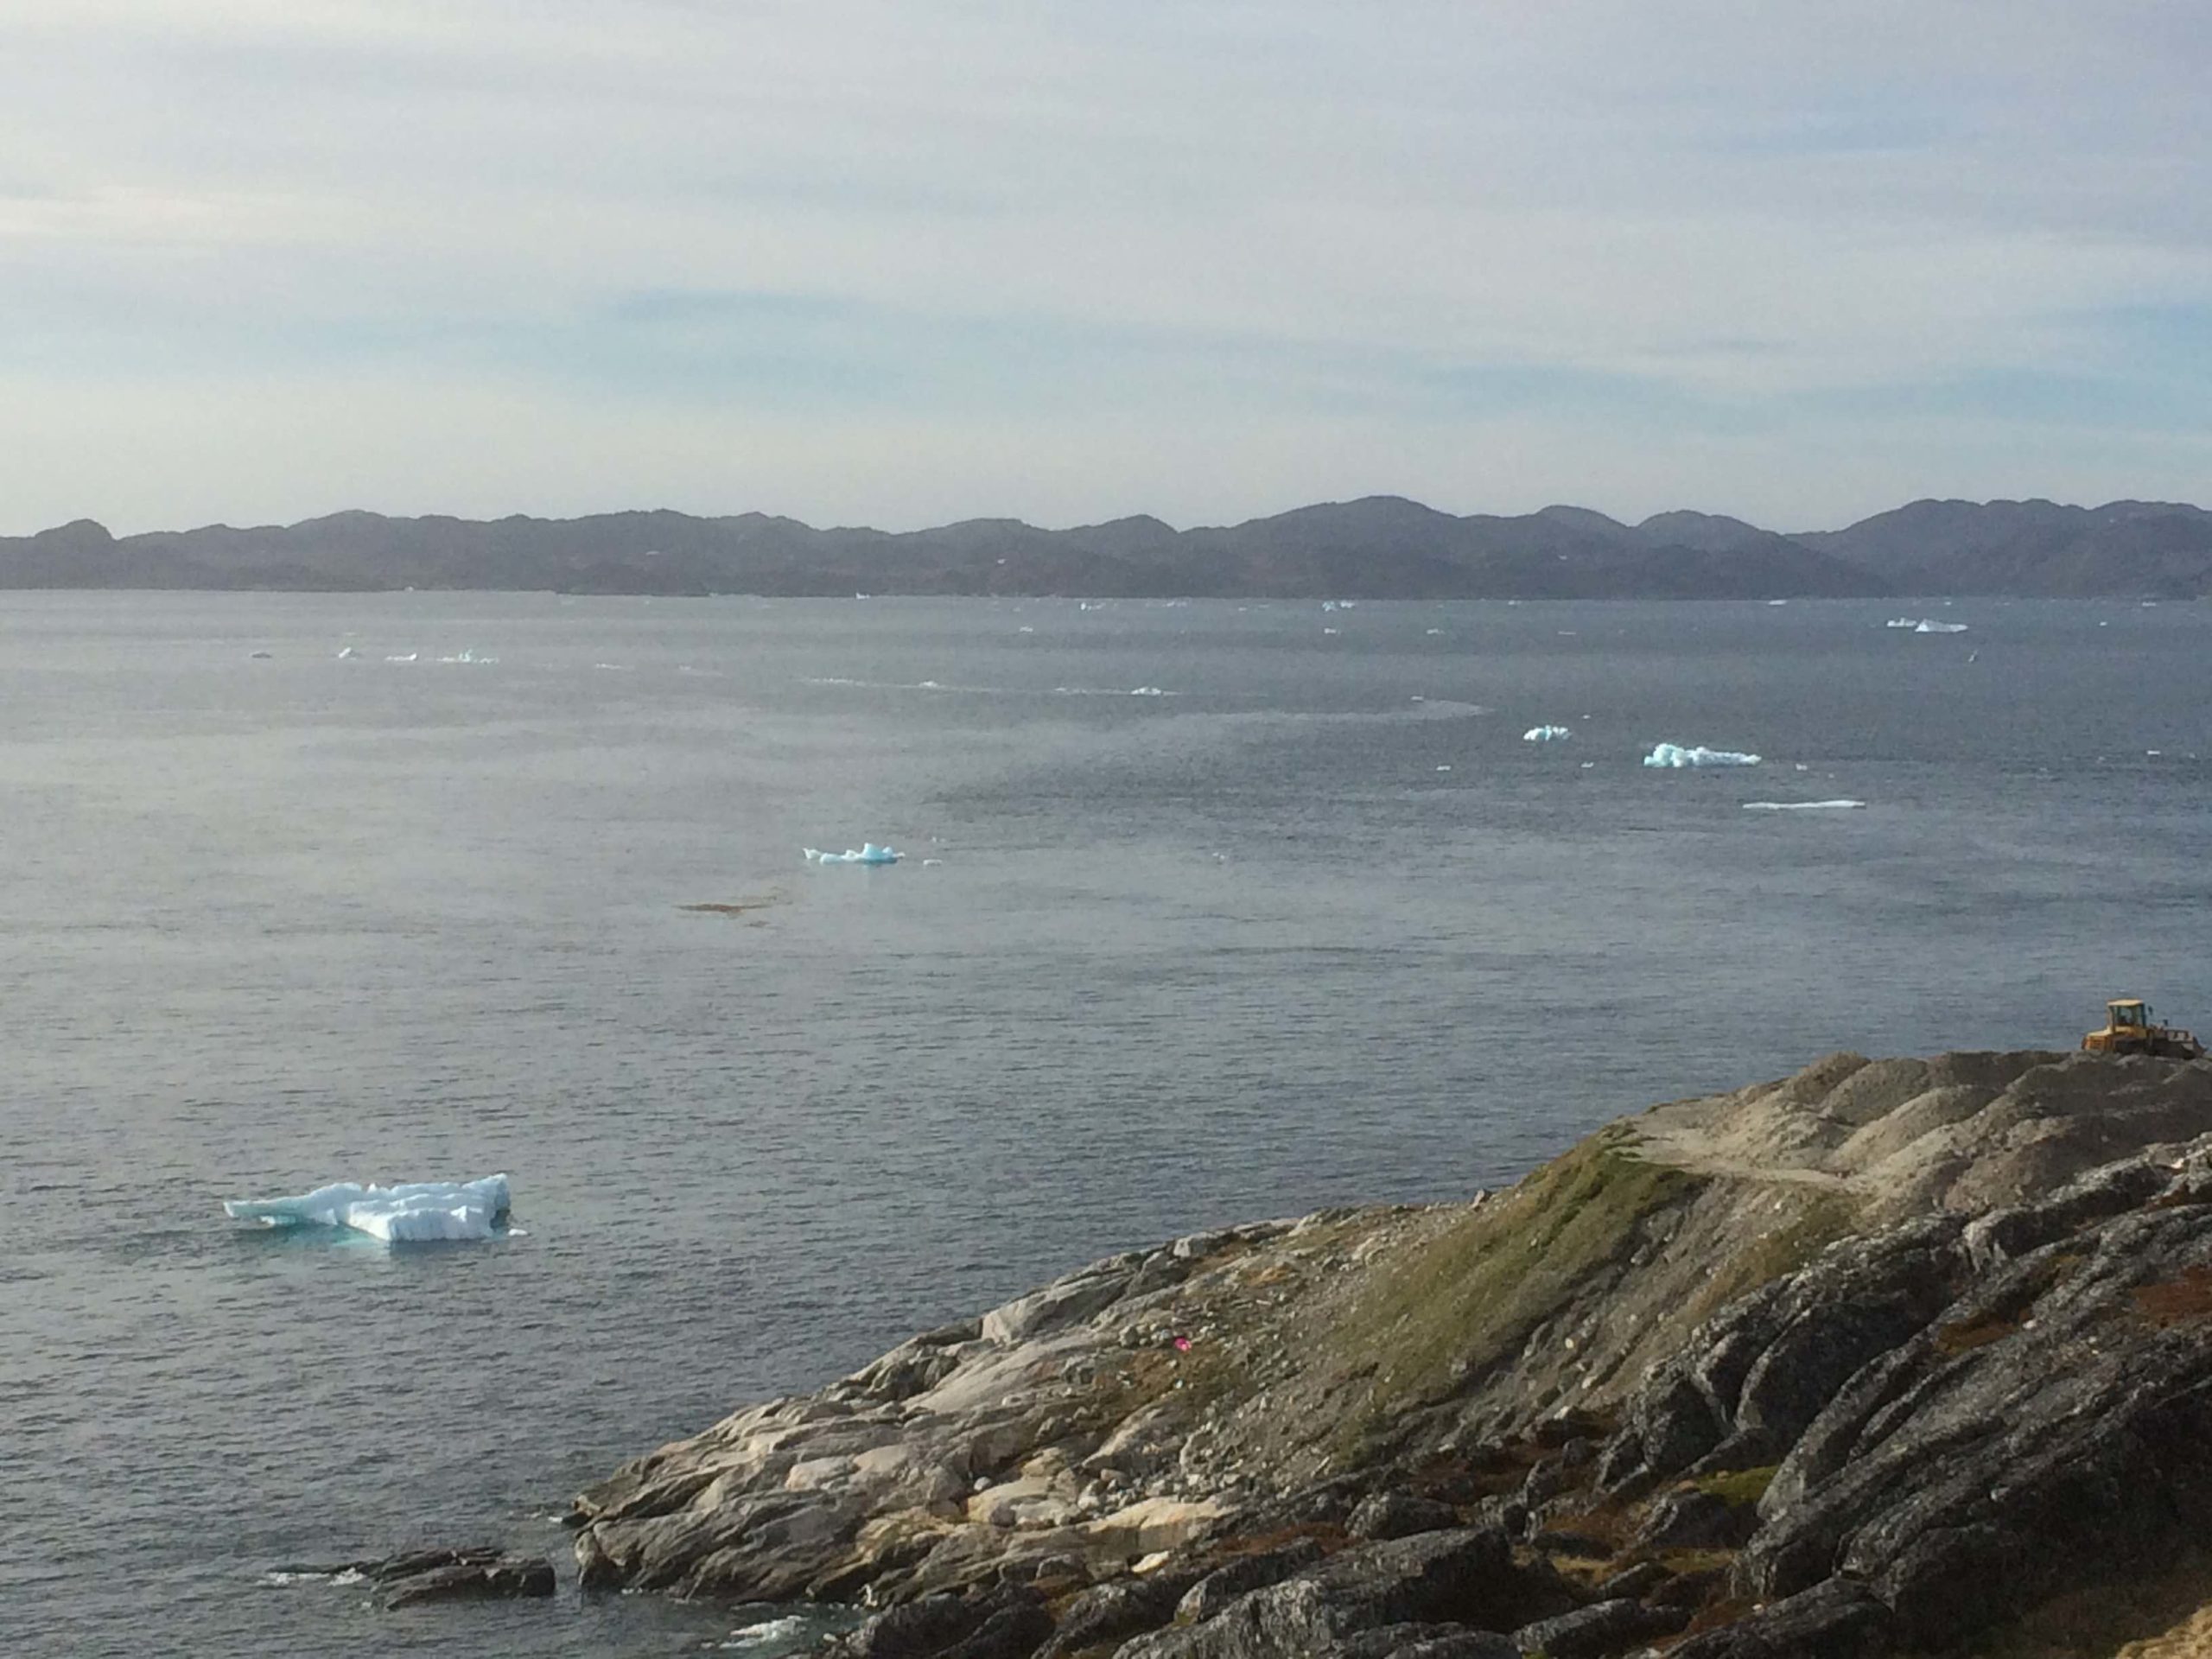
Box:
2, 0, 2208, 536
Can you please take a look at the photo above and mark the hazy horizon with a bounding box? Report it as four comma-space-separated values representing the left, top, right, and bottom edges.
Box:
12, 489, 2212, 546
4, 3, 2207, 536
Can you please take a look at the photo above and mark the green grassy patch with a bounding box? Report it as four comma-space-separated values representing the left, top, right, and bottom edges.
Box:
1322, 1130, 1702, 1455
1689, 1465, 1777, 1508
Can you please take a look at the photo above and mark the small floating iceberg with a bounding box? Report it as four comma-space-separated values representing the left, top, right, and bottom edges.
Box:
1742, 799, 1866, 811
1915, 620, 1968, 634
804, 843, 902, 865
224, 1174, 511, 1243
1644, 742, 1761, 768
1522, 725, 1573, 742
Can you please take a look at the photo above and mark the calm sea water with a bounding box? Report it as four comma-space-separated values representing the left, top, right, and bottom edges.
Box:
5, 593, 2209, 1656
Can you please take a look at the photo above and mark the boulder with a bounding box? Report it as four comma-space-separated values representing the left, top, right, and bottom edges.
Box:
1510, 1599, 1685, 1657
983, 1265, 1141, 1345
1039, 1575, 1193, 1658
1666, 1579, 1893, 1658
329, 1546, 555, 1608
1116, 1529, 1534, 1659
830, 1593, 989, 1658
1176, 1538, 1325, 1623
1087, 1497, 1231, 1556
1348, 1493, 1463, 1541
1593, 1561, 1669, 1602
1630, 1487, 1756, 1552
942, 1597, 1054, 1659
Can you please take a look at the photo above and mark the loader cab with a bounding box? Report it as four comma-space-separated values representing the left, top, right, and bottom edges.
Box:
2110, 1000, 2150, 1033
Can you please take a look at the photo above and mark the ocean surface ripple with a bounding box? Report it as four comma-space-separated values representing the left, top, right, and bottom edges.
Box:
6, 593, 2209, 1656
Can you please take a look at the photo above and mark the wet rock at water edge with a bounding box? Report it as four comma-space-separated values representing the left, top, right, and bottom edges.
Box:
275, 1545, 556, 1608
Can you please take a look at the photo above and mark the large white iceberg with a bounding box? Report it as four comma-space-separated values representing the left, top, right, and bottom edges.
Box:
1522, 725, 1573, 742
804, 843, 902, 865
1644, 742, 1761, 768
224, 1174, 512, 1243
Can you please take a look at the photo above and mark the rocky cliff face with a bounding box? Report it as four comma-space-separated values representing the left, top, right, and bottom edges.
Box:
566, 1052, 2212, 1658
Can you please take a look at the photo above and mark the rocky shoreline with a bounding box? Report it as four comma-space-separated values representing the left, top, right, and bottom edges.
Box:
473, 1050, 2212, 1656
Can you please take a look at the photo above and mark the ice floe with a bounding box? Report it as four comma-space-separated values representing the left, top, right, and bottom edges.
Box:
1644, 742, 1761, 768
804, 843, 902, 865
223, 1174, 511, 1243
1522, 725, 1573, 742
384, 652, 417, 664
1742, 799, 1866, 811
1888, 617, 1969, 633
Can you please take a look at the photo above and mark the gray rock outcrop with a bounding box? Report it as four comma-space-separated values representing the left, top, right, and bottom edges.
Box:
556, 1049, 2212, 1659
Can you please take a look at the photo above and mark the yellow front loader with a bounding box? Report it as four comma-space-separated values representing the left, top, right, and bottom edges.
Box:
2082, 998, 2206, 1060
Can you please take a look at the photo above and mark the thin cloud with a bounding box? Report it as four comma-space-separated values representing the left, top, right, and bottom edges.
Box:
1, 1, 2206, 531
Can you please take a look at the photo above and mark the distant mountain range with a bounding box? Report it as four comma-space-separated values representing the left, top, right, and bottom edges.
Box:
6, 496, 2210, 599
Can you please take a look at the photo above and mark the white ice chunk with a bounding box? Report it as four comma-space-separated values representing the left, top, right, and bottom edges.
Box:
804, 843, 902, 865
1914, 620, 1968, 633
1643, 742, 1761, 768
1741, 799, 1866, 811
224, 1174, 511, 1243
1522, 725, 1573, 742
